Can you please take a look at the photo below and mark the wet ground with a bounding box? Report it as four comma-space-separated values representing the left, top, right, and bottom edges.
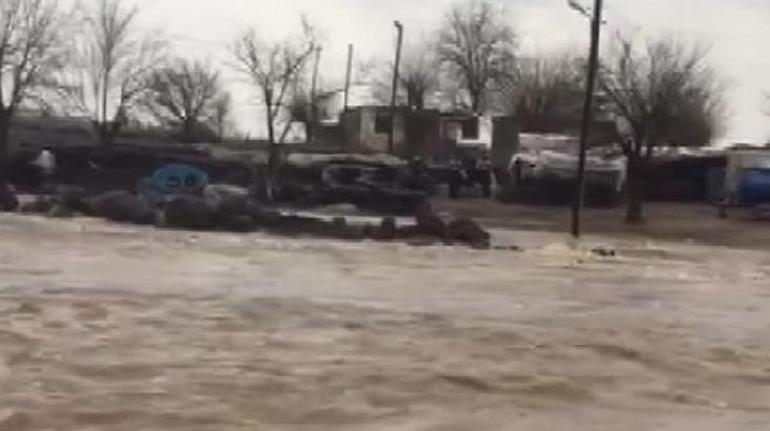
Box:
1, 204, 769, 430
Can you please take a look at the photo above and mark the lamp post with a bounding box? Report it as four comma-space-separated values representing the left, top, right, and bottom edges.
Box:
310, 46, 322, 144
343, 44, 353, 112
570, 0, 604, 238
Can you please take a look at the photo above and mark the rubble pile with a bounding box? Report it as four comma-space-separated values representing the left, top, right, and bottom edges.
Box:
378, 204, 492, 249
8, 183, 493, 249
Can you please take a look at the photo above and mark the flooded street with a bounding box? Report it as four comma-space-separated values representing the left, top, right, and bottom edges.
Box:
1, 213, 770, 430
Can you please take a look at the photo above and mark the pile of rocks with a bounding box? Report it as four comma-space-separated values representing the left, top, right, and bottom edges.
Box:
365, 204, 491, 249
14, 184, 492, 249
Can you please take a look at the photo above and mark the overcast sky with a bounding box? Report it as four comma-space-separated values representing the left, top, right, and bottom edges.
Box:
134, 0, 770, 144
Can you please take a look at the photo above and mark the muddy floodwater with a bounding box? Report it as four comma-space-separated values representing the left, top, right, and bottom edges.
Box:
1, 213, 770, 430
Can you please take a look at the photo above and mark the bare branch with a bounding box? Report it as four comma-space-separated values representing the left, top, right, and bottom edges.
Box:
0, 0, 69, 159
68, 0, 166, 145
231, 22, 316, 146
598, 34, 725, 223
143, 58, 225, 142
498, 52, 585, 132
230, 19, 317, 199
436, 0, 516, 113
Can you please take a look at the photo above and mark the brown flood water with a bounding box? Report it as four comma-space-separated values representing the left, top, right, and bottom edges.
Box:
1, 213, 770, 430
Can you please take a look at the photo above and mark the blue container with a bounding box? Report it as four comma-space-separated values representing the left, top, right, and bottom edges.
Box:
737, 168, 770, 206
151, 163, 209, 194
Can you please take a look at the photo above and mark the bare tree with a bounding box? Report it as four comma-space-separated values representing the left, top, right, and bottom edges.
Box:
366, 40, 439, 110
436, 0, 516, 114
72, 0, 165, 146
0, 0, 67, 165
231, 21, 316, 199
599, 36, 724, 224
499, 54, 585, 132
144, 59, 226, 142
397, 40, 440, 110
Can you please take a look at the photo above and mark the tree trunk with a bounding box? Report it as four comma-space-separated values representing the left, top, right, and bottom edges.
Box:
99, 121, 108, 147
470, 90, 480, 114
265, 101, 277, 202
0, 112, 11, 178
625, 155, 645, 225
414, 91, 424, 111
182, 118, 194, 143
101, 75, 110, 146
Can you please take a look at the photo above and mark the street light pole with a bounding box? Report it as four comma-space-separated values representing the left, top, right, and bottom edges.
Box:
310, 46, 322, 144
571, 0, 604, 238
389, 20, 404, 155
343, 44, 354, 112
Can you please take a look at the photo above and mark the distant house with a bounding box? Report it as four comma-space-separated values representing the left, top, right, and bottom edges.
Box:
314, 90, 504, 161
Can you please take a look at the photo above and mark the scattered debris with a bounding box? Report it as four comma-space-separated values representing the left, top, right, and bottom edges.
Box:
493, 245, 524, 252
0, 182, 19, 212
15, 176, 493, 249
591, 247, 617, 257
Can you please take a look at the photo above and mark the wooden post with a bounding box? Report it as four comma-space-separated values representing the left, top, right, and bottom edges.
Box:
389, 21, 404, 155
571, 0, 604, 238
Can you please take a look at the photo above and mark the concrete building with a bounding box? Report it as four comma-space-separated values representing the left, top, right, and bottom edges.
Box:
338, 106, 408, 154
314, 84, 500, 157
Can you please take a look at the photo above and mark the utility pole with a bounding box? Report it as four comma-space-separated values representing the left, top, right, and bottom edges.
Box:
343, 44, 353, 112
571, 0, 604, 238
389, 20, 404, 155
310, 46, 322, 144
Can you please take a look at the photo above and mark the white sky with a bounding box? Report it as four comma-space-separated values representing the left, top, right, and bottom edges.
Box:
133, 0, 770, 144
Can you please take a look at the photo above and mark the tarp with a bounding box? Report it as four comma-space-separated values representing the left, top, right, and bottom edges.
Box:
510, 150, 627, 192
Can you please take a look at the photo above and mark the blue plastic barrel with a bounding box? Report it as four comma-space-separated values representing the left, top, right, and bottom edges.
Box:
151, 164, 209, 194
